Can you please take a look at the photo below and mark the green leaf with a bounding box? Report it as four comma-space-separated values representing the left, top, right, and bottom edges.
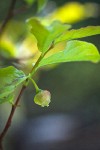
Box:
27, 18, 49, 52
27, 18, 71, 53
47, 21, 71, 42
38, 40, 100, 67
37, 0, 47, 12
55, 26, 100, 43
0, 94, 14, 104
0, 66, 27, 104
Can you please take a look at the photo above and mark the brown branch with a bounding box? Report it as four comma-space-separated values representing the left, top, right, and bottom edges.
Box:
0, 42, 54, 150
0, 53, 46, 149
0, 0, 17, 36
0, 85, 26, 150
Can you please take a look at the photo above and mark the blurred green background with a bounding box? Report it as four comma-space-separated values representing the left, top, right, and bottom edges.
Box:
0, 0, 100, 150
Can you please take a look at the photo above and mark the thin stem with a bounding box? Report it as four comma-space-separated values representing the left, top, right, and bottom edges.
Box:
30, 43, 54, 77
29, 78, 40, 93
0, 85, 26, 149
0, 0, 54, 149
0, 52, 45, 149
0, 0, 17, 36
0, 0, 18, 149
0, 39, 54, 149
30, 53, 43, 76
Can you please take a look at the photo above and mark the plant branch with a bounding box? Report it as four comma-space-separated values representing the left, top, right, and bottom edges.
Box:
0, 0, 17, 36
30, 53, 43, 76
0, 52, 43, 144
0, 85, 26, 149
0, 42, 54, 149
29, 78, 40, 93
30, 43, 54, 76
0, 53, 45, 149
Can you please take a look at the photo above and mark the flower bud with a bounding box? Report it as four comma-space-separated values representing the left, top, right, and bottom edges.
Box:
34, 90, 51, 107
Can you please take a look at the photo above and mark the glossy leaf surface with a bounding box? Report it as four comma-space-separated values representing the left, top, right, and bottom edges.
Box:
39, 40, 100, 67
55, 26, 100, 43
27, 18, 71, 53
0, 66, 27, 103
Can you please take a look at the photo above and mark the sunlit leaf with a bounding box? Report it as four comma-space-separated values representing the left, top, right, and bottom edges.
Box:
27, 18, 71, 53
38, 40, 100, 67
55, 26, 100, 43
0, 66, 27, 104
47, 21, 71, 40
